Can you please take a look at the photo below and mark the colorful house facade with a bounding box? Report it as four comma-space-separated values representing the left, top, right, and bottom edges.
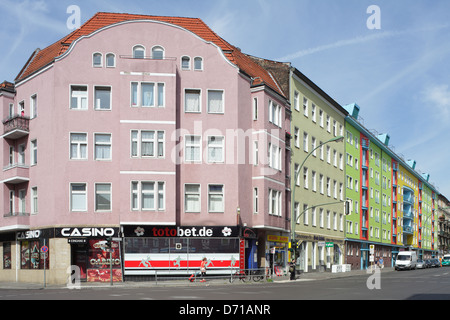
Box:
344, 103, 439, 269
248, 57, 349, 273
0, 12, 291, 284
0, 12, 446, 285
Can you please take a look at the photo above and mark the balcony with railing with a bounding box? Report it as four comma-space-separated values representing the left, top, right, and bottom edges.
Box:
403, 225, 414, 235
2, 115, 30, 140
2, 163, 30, 184
403, 192, 415, 205
119, 55, 177, 75
3, 211, 30, 229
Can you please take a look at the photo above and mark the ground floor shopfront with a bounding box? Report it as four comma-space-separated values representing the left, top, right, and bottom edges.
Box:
294, 233, 345, 273
345, 240, 439, 270
0, 224, 289, 284
0, 227, 121, 285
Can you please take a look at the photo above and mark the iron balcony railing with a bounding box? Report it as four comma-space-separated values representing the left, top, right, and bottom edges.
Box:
3, 114, 30, 136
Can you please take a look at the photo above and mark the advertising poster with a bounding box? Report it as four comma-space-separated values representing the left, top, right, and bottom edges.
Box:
87, 239, 122, 282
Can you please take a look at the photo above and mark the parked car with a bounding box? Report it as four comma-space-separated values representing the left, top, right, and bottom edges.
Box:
430, 259, 441, 268
395, 251, 418, 271
424, 259, 432, 268
442, 254, 450, 266
416, 259, 426, 269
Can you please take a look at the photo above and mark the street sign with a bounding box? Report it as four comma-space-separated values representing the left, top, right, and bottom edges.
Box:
41, 246, 49, 253
369, 245, 375, 254
325, 242, 334, 248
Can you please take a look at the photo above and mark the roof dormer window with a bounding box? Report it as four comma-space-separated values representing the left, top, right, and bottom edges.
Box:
194, 57, 203, 71
133, 45, 145, 59
152, 46, 164, 60
93, 52, 102, 67
181, 56, 191, 70
106, 53, 115, 67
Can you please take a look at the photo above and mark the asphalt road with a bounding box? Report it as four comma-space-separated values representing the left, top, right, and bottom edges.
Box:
2, 266, 450, 302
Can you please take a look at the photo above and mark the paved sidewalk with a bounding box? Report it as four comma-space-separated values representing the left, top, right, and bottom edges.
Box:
0, 267, 394, 290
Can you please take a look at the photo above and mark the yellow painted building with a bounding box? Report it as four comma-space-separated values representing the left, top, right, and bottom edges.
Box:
397, 163, 420, 247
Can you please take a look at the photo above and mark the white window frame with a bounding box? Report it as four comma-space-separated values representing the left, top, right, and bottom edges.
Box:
253, 140, 259, 166
70, 85, 88, 110
131, 181, 165, 212
31, 140, 37, 165
152, 45, 165, 60
181, 56, 191, 70
303, 97, 308, 117
132, 45, 146, 59
9, 145, 14, 166
9, 103, 14, 118
194, 57, 203, 71
18, 144, 25, 165
70, 183, 87, 212
70, 133, 88, 160
157, 182, 165, 211
9, 190, 14, 215
269, 189, 282, 217
269, 100, 282, 127
141, 181, 156, 211
185, 184, 201, 213
131, 130, 165, 159
185, 135, 202, 162
253, 97, 258, 120
18, 189, 26, 214
94, 133, 112, 161
208, 184, 224, 213
31, 187, 38, 215
207, 89, 224, 114
95, 183, 112, 212
105, 53, 116, 68
253, 187, 258, 214
294, 127, 300, 148
93, 52, 102, 67
131, 82, 165, 108
294, 91, 300, 111
207, 136, 224, 163
184, 89, 201, 113
303, 132, 308, 152
94, 86, 112, 110
30, 94, 37, 118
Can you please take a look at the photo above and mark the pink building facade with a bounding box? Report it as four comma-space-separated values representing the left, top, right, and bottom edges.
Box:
0, 13, 291, 284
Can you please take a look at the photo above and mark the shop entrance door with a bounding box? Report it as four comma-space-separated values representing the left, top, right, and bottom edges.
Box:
245, 239, 258, 270
71, 245, 87, 281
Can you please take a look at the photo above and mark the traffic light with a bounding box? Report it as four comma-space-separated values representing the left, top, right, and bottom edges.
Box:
106, 237, 112, 248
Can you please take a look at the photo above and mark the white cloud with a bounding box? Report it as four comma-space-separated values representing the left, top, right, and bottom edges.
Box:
277, 23, 450, 62
422, 84, 450, 121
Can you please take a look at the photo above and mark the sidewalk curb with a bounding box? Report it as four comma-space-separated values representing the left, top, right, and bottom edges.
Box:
0, 267, 395, 290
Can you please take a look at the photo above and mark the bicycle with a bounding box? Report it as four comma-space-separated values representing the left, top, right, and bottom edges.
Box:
230, 269, 264, 283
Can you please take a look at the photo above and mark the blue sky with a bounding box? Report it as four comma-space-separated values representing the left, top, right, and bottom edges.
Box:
1, 0, 450, 198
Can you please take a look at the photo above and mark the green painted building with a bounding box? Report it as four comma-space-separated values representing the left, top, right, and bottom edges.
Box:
248, 57, 349, 273
344, 103, 439, 269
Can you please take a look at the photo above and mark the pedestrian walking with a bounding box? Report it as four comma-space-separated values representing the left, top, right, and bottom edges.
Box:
200, 257, 207, 282
289, 258, 296, 280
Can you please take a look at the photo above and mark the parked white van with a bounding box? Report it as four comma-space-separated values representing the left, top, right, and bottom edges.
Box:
395, 251, 417, 270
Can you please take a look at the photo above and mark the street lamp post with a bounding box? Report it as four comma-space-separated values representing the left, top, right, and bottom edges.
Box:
290, 135, 344, 260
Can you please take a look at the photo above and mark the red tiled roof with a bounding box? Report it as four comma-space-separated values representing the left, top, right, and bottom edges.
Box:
0, 80, 15, 93
15, 12, 285, 97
